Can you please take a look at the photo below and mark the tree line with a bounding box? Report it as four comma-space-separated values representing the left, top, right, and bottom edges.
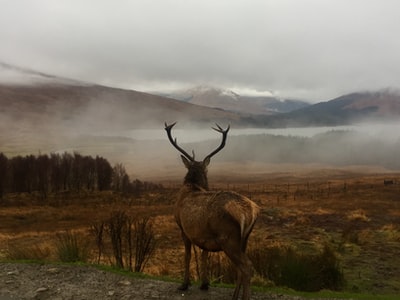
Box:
0, 152, 162, 199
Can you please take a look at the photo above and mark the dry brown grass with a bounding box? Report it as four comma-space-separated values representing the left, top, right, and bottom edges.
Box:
1, 168, 400, 294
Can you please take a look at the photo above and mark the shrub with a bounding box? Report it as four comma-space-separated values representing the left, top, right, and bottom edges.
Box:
248, 243, 344, 292
55, 230, 89, 262
131, 216, 156, 272
107, 211, 127, 268
101, 210, 157, 272
91, 221, 105, 264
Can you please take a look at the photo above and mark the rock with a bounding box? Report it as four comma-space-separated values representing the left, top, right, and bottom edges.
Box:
35, 287, 48, 293
119, 280, 131, 286
47, 268, 59, 274
6, 270, 19, 276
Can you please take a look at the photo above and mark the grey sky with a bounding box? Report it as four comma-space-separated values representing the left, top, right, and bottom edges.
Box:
1, 0, 399, 102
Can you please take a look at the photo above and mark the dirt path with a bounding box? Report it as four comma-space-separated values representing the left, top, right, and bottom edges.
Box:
0, 262, 320, 300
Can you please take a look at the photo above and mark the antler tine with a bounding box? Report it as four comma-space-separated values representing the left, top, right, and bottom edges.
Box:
212, 123, 230, 133
191, 150, 195, 160
164, 122, 194, 161
205, 124, 230, 161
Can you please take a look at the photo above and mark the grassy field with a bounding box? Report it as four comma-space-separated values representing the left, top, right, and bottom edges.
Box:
1, 168, 399, 297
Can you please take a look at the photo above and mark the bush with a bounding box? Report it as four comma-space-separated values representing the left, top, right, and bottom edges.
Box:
191, 242, 344, 291
107, 211, 127, 268
131, 216, 156, 272
96, 210, 157, 272
248, 243, 344, 292
55, 231, 89, 262
91, 221, 105, 264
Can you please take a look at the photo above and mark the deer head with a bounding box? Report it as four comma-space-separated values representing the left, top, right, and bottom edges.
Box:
164, 122, 230, 190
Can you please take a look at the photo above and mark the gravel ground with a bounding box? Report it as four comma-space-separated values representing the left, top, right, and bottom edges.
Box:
0, 262, 339, 300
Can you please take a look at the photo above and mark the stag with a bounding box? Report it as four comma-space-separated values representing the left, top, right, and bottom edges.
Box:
165, 122, 260, 300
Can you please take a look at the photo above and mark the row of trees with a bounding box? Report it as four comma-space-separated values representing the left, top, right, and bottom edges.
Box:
0, 152, 162, 199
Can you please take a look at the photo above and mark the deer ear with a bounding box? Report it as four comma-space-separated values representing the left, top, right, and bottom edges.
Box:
181, 155, 191, 168
203, 156, 210, 167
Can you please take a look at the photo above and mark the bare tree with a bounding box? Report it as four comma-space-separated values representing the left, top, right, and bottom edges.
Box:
0, 153, 7, 199
112, 163, 127, 192
132, 216, 156, 272
96, 156, 112, 191
107, 211, 127, 269
36, 154, 50, 199
165, 122, 260, 300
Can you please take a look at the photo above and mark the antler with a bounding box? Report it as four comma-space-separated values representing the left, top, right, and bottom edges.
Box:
164, 122, 195, 161
204, 124, 230, 161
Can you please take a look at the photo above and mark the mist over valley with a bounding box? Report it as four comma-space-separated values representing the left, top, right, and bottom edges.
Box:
1, 64, 400, 179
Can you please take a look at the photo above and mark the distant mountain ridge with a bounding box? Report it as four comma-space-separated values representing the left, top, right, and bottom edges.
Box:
165, 85, 310, 115
264, 90, 400, 127
1, 62, 400, 135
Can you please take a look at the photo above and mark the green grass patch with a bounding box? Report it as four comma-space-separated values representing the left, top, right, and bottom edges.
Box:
55, 230, 89, 263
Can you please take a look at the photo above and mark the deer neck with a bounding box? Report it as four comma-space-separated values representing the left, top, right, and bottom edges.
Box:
183, 175, 208, 190
183, 182, 207, 192
178, 183, 207, 201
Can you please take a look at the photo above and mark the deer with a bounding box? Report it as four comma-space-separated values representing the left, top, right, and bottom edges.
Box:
165, 122, 260, 300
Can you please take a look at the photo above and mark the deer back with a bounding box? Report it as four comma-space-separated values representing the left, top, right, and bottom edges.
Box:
176, 188, 260, 251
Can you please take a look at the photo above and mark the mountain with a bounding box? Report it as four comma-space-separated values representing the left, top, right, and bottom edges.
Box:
0, 84, 246, 132
0, 64, 256, 140
2, 62, 400, 135
165, 86, 310, 115
167, 85, 400, 127
253, 90, 400, 127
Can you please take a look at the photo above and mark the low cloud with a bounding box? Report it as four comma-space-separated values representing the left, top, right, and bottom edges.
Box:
1, 1, 400, 102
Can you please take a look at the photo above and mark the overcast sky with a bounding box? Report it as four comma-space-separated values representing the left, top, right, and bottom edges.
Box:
1, 0, 400, 102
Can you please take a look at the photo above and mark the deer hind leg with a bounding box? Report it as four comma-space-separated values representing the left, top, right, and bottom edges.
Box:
230, 234, 251, 297
178, 232, 192, 291
222, 243, 253, 300
240, 254, 253, 300
234, 233, 252, 297
233, 269, 242, 300
199, 249, 209, 290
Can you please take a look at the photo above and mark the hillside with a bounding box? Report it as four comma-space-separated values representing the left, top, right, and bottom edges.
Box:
0, 83, 245, 133
165, 85, 310, 115
0, 62, 256, 137
251, 90, 400, 127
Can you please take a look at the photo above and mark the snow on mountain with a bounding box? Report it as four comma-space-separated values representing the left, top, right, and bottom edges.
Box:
176, 85, 240, 101
166, 85, 310, 115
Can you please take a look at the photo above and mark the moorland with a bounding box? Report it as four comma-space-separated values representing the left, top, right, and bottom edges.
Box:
1, 162, 399, 298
